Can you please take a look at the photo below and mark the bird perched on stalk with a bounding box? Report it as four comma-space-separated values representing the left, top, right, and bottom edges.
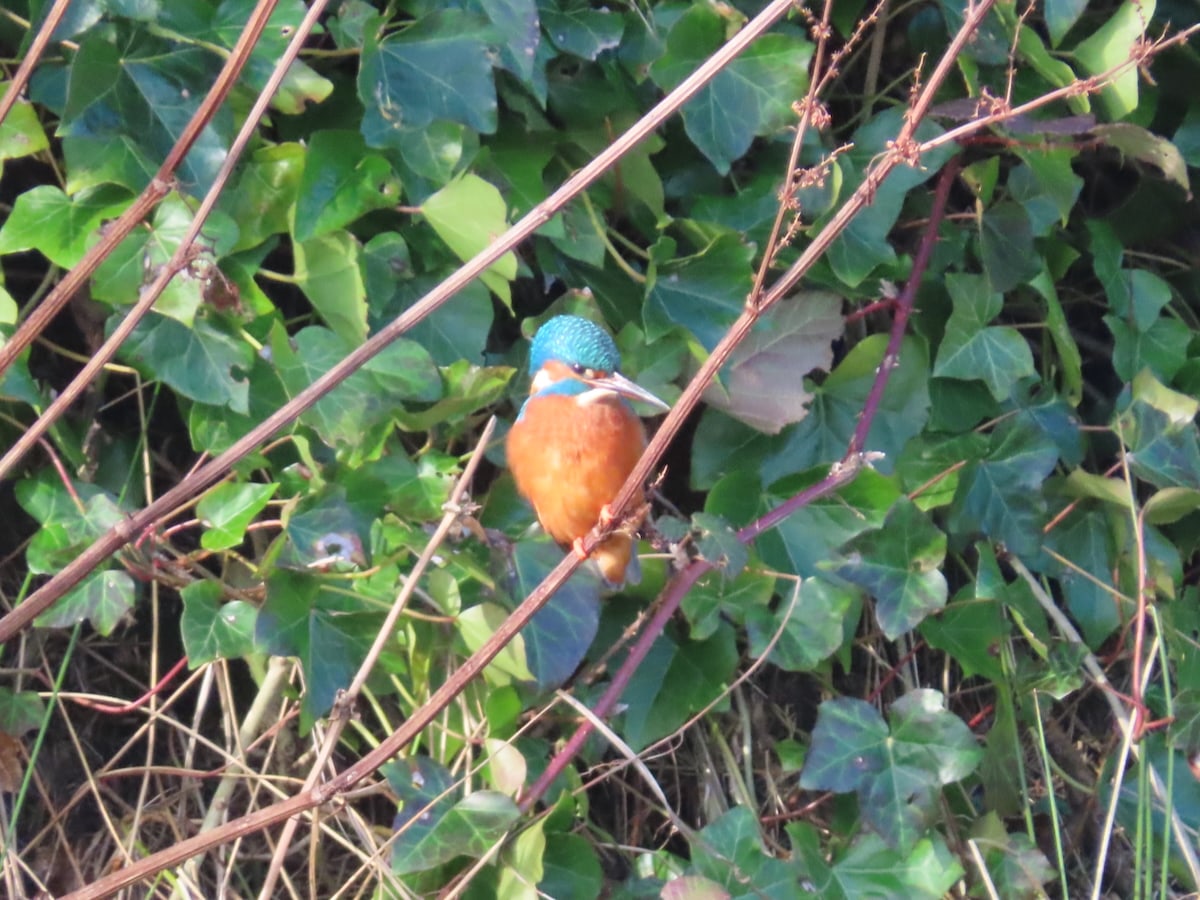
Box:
507, 315, 669, 585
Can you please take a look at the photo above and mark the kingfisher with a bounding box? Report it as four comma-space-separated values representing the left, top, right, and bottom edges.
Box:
507, 315, 670, 585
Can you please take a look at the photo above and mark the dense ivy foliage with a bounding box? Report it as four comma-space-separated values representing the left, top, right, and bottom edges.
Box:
1, 0, 1199, 896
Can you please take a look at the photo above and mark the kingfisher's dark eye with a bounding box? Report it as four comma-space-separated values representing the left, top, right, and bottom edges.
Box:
570, 363, 586, 375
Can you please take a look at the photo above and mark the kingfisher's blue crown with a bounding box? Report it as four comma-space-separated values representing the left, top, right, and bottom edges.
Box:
529, 315, 621, 375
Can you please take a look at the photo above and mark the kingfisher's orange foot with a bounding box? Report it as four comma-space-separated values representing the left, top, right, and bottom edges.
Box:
598, 504, 616, 528
572, 537, 589, 560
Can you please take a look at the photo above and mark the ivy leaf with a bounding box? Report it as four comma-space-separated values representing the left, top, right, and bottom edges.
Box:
0, 184, 132, 268
949, 418, 1059, 559
702, 292, 842, 434
0, 89, 50, 161
196, 481, 278, 551
833, 498, 948, 640
1093, 123, 1190, 195
479, 0, 540, 81
293, 130, 401, 242
180, 581, 257, 665
651, 5, 812, 173
359, 10, 498, 144
934, 273, 1035, 402
745, 575, 856, 672
539, 832, 604, 899
688, 807, 795, 895
760, 468, 901, 581
1106, 315, 1190, 383
510, 538, 602, 690
272, 325, 439, 447
1116, 371, 1200, 490
421, 174, 518, 306
1043, 507, 1120, 647
978, 202, 1039, 293
801, 691, 980, 852
121, 312, 253, 414
644, 233, 754, 352
60, 31, 230, 195
35, 569, 136, 636
1074, 0, 1156, 119
256, 570, 379, 721
92, 192, 238, 326
387, 756, 520, 875
762, 334, 931, 482
294, 230, 368, 345
620, 624, 738, 751
543, 7, 624, 61
219, 142, 305, 252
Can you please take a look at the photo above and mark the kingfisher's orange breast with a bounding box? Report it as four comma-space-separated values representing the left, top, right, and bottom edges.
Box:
507, 394, 647, 580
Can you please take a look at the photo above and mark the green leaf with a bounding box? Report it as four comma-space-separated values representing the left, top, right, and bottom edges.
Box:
684, 566, 775, 641
1045, 0, 1088, 46
801, 691, 980, 852
1106, 315, 1191, 383
650, 6, 812, 173
60, 32, 230, 195
644, 233, 754, 352
272, 325, 439, 447
833, 498, 948, 640
458, 602, 535, 685
293, 131, 401, 242
121, 312, 253, 414
35, 570, 136, 636
949, 418, 1059, 559
978, 202, 1040, 294
620, 624, 738, 751
510, 538, 602, 689
180, 581, 257, 665
388, 756, 520, 875
702, 292, 842, 434
196, 481, 278, 551
480, 0, 540, 81
0, 184, 131, 267
0, 86, 50, 161
391, 361, 513, 433
760, 468, 901, 580
820, 831, 963, 899
1043, 506, 1121, 647
761, 334, 931, 482
0, 688, 47, 736
294, 230, 368, 345
92, 192, 238, 326
688, 807, 795, 895
543, 7, 624, 60
690, 512, 747, 578
421, 174, 518, 305
934, 273, 1035, 402
256, 570, 379, 720
539, 832, 603, 898
1073, 0, 1155, 119
745, 575, 856, 672
359, 11, 498, 144
1093, 123, 1190, 195
219, 142, 304, 252
1116, 370, 1200, 490
921, 593, 1008, 682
